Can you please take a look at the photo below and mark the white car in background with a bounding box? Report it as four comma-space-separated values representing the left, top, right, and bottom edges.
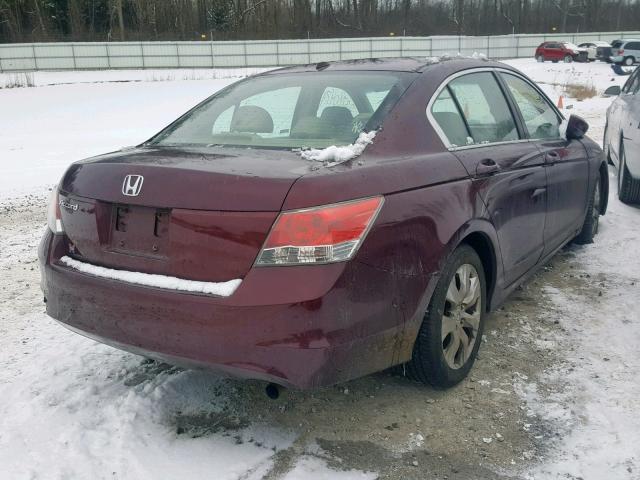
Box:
578, 41, 612, 61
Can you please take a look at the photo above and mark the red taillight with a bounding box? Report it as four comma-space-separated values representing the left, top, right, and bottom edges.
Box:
47, 189, 64, 234
619, 49, 624, 55
256, 196, 384, 265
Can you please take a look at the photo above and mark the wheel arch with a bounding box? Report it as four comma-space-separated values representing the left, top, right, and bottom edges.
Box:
459, 232, 497, 312
446, 220, 503, 313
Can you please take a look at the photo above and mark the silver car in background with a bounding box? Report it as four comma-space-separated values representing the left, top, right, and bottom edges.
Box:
604, 71, 640, 203
609, 39, 640, 66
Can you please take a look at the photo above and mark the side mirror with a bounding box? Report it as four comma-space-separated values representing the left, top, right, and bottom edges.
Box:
566, 114, 589, 140
604, 85, 621, 96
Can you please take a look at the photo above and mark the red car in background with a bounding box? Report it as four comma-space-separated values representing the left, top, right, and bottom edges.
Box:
40, 58, 606, 391
535, 41, 587, 63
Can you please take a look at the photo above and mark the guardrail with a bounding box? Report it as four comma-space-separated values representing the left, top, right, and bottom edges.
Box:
1, 31, 638, 72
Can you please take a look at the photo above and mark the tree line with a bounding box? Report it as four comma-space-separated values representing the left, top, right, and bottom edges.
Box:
1, 0, 638, 43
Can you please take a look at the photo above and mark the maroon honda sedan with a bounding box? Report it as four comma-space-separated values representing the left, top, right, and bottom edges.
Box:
39, 58, 607, 390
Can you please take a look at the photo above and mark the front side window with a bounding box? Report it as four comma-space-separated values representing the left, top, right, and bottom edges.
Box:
150, 72, 414, 150
447, 72, 518, 144
239, 87, 301, 138
622, 69, 640, 93
501, 73, 561, 139
317, 87, 359, 118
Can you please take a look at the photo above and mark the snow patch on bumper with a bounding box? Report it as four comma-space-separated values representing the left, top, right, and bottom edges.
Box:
59, 255, 242, 297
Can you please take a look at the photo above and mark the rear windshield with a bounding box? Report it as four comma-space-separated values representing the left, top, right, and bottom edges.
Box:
149, 71, 414, 150
612, 41, 623, 48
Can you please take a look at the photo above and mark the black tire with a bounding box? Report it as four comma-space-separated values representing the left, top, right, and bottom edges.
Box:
536, 55, 544, 63
575, 172, 602, 244
624, 56, 635, 66
618, 143, 640, 203
406, 245, 487, 389
564, 55, 573, 63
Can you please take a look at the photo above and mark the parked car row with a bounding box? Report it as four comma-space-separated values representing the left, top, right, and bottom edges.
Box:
535, 39, 640, 65
40, 57, 613, 393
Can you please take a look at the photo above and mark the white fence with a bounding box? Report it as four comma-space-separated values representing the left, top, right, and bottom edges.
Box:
1, 31, 639, 72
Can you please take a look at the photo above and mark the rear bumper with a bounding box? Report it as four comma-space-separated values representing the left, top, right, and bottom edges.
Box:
39, 231, 429, 389
575, 51, 589, 62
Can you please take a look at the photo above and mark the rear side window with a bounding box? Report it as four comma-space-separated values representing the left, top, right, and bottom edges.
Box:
431, 88, 471, 147
501, 73, 561, 139
447, 72, 518, 144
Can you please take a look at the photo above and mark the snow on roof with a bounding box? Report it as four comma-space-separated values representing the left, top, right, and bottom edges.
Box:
426, 52, 489, 64
299, 130, 377, 167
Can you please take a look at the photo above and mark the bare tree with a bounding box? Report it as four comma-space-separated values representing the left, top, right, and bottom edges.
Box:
2, 0, 640, 44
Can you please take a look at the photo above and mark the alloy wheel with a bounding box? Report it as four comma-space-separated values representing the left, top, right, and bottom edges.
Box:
442, 264, 482, 370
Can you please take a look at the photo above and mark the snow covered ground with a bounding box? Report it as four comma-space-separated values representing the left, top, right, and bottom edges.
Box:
0, 67, 270, 198
0, 60, 639, 480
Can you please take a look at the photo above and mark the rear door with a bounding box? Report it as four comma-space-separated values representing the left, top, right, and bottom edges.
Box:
624, 41, 640, 62
614, 70, 640, 164
430, 70, 547, 286
608, 70, 640, 164
499, 72, 589, 255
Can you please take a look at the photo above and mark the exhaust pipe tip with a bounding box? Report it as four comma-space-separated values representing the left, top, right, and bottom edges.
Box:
265, 383, 280, 400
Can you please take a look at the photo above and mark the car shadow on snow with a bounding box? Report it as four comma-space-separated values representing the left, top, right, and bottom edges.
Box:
113, 343, 544, 480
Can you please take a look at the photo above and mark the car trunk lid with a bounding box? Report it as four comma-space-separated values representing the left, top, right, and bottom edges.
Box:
57, 147, 308, 282
61, 147, 307, 211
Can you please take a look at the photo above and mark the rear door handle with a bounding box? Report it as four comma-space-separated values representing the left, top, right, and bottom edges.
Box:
475, 158, 500, 176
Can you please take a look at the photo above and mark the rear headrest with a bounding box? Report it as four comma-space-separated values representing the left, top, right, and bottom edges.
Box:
320, 106, 353, 128
230, 105, 274, 134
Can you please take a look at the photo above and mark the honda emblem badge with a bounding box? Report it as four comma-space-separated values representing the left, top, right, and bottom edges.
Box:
122, 175, 144, 197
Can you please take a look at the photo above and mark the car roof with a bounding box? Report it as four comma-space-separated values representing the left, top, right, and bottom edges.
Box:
261, 56, 511, 75
619, 39, 640, 43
